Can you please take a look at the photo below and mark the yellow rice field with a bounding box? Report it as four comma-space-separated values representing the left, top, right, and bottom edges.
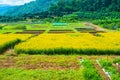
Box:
15, 32, 120, 54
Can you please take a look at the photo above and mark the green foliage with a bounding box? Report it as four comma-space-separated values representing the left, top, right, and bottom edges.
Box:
99, 59, 112, 68
93, 19, 120, 30
0, 16, 25, 22
49, 0, 120, 16
76, 12, 120, 20
113, 58, 120, 64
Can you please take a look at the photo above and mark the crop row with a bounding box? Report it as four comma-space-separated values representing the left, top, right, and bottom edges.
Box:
98, 59, 120, 80
81, 59, 103, 80
15, 32, 120, 55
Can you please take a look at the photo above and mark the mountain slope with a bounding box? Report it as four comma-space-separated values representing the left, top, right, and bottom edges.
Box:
0, 4, 15, 15
5, 0, 58, 16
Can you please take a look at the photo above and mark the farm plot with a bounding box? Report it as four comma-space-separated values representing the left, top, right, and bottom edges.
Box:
15, 32, 120, 55
0, 34, 33, 53
0, 55, 80, 70
0, 55, 84, 80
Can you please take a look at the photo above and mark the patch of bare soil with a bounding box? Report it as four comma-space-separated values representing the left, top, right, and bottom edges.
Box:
0, 57, 15, 68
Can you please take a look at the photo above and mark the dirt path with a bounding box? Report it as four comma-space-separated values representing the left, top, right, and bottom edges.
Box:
85, 22, 107, 32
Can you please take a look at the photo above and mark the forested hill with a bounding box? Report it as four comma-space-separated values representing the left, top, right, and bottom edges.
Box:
49, 0, 120, 15
5, 0, 120, 16
5, 0, 58, 16
0, 4, 15, 15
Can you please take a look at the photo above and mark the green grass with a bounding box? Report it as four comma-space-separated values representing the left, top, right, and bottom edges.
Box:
0, 68, 84, 80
